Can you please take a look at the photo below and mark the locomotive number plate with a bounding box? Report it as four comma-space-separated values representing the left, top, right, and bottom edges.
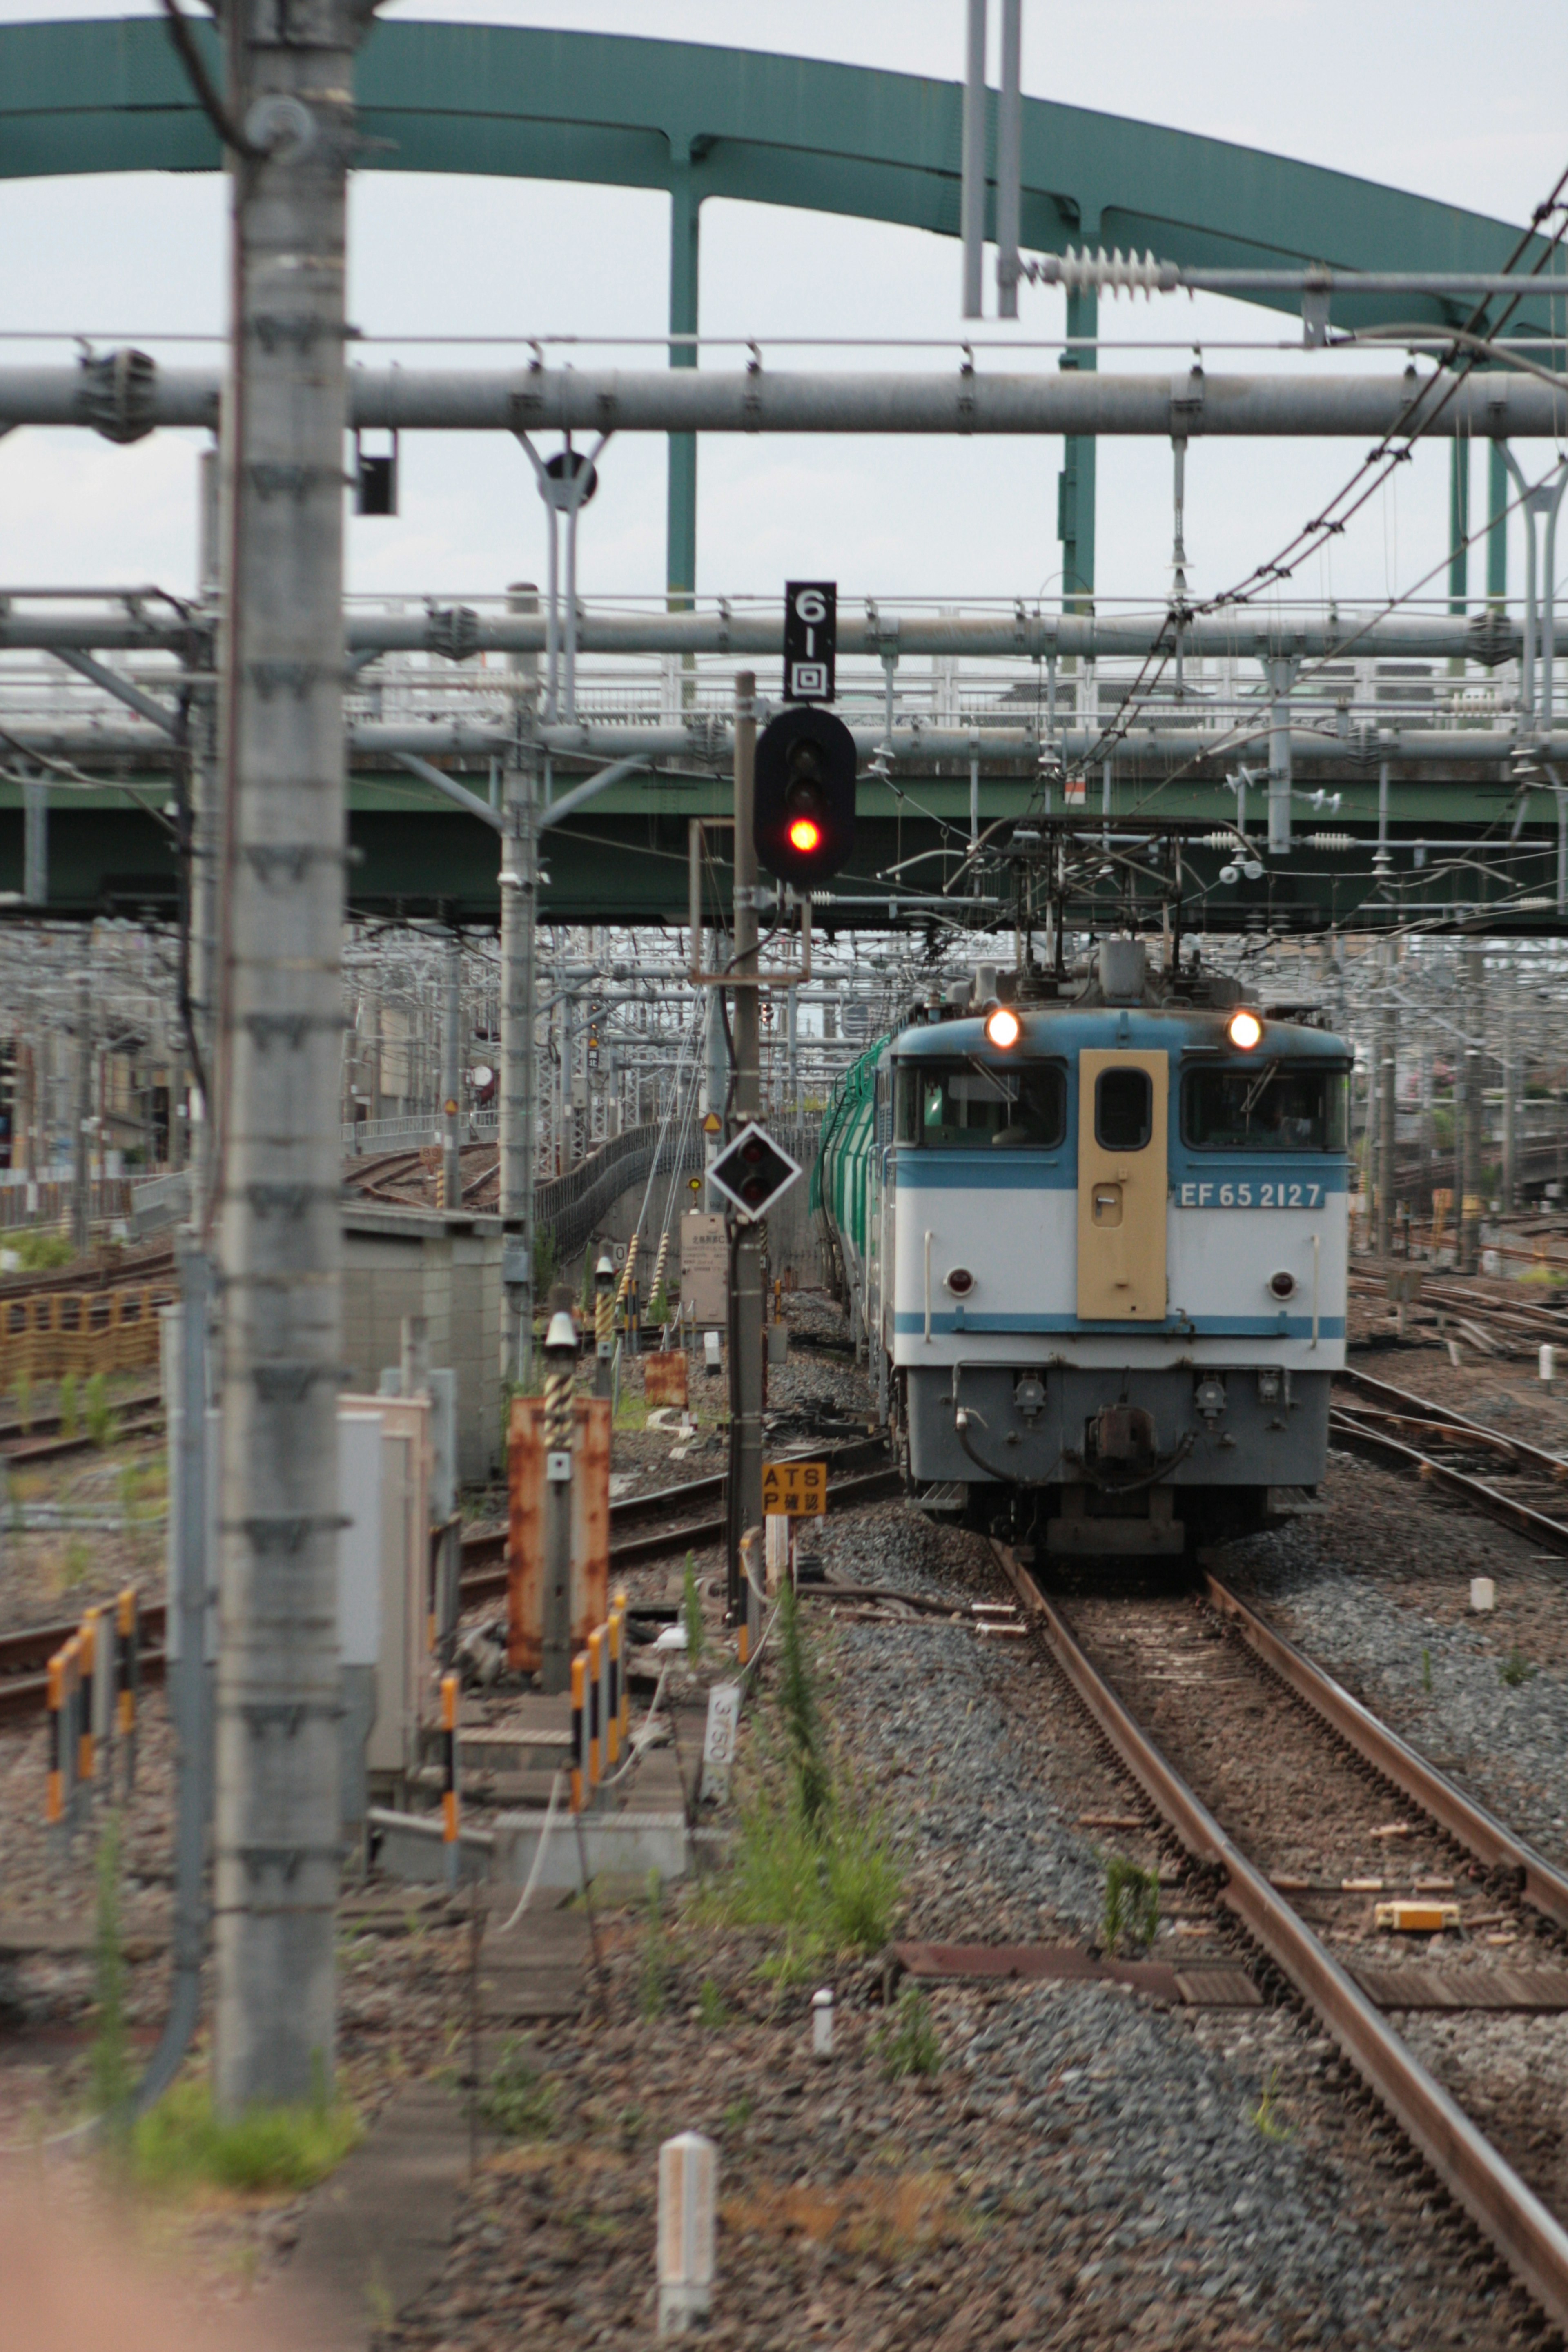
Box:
1176, 1180, 1327, 1208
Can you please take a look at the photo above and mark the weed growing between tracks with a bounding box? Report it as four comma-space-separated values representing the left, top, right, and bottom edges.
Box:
130, 2075, 361, 2196
873, 1985, 942, 2081
704, 1577, 903, 1978
640, 1869, 669, 2018
1101, 1853, 1161, 1957
680, 1554, 705, 1662
480, 2042, 557, 2142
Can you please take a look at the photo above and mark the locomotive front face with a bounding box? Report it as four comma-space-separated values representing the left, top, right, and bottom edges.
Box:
879, 1003, 1350, 1553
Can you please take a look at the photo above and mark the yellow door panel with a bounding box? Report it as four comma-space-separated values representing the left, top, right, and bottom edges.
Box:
1077, 1049, 1168, 1321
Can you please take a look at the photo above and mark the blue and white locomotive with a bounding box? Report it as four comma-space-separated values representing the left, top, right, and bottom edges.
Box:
814, 938, 1349, 1555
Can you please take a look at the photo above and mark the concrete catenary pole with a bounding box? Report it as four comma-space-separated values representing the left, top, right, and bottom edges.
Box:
725, 675, 764, 1620
212, 0, 378, 2114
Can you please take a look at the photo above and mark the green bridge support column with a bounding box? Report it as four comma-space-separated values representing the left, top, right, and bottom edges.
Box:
667, 169, 701, 608
1058, 285, 1097, 610
1448, 436, 1470, 615
1488, 439, 1509, 605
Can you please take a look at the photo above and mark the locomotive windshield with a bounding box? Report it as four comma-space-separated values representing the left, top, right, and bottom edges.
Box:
1183, 1062, 1347, 1152
896, 1058, 1067, 1149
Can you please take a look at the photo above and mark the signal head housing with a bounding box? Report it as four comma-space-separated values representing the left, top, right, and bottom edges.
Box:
754, 705, 858, 888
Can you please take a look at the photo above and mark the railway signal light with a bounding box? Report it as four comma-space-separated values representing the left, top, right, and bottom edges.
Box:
707, 1120, 802, 1223
754, 706, 857, 889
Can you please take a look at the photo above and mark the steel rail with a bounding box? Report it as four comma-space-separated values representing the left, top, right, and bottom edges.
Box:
0, 1399, 166, 1466
1336, 1365, 1568, 1473
1328, 1409, 1568, 1554
0, 1443, 898, 1715
1201, 1569, 1568, 1932
993, 1542, 1568, 2333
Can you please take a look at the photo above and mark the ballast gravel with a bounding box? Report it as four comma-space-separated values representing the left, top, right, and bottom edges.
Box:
1226, 1512, 1568, 1873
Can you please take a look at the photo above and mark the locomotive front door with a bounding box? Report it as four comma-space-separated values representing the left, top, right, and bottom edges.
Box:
1076, 1050, 1168, 1321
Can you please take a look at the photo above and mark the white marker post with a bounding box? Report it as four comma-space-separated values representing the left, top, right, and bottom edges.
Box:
657, 2131, 717, 2336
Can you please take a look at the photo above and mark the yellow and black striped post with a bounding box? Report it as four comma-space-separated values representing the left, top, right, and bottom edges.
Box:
594, 1252, 615, 1398
606, 1604, 622, 1770
541, 1308, 578, 1695
440, 1671, 459, 1884
587, 1625, 604, 1793
116, 1585, 139, 1794
570, 1652, 586, 1812
649, 1227, 671, 1323
614, 1232, 639, 1350
46, 1646, 68, 1850
77, 1607, 99, 1804
614, 1586, 630, 1745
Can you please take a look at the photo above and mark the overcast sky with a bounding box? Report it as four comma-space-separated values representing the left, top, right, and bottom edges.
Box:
2, 0, 1566, 617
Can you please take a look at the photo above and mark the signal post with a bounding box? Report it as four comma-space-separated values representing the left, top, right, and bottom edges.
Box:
727, 676, 764, 1619
707, 589, 856, 1621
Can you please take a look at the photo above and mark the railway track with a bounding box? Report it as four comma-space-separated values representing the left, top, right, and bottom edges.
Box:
1351, 1265, 1568, 1356
1331, 1364, 1568, 1554
0, 1438, 900, 1721
0, 1390, 166, 1465
995, 1544, 1568, 2333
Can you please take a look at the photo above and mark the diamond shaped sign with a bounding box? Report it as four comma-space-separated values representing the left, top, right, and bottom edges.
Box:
706, 1121, 802, 1223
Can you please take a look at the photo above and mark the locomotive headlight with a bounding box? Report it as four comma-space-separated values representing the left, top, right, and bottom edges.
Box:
984, 1005, 1021, 1049
1227, 1008, 1263, 1051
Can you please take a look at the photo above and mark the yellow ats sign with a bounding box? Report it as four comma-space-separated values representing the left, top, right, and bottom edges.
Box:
761, 1459, 827, 1517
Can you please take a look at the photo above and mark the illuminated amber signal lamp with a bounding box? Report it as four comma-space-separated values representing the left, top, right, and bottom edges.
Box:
787, 813, 822, 854
984, 1005, 1022, 1049
1227, 1009, 1263, 1051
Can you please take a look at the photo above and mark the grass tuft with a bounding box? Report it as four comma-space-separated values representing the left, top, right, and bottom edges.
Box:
697, 1976, 729, 2029
640, 1869, 669, 2019
1498, 1646, 1537, 1688
1251, 2065, 1294, 2143
131, 2080, 360, 2194
58, 1372, 79, 1444
1102, 1855, 1160, 1956
776, 1576, 831, 1830
681, 1554, 706, 1663
479, 2042, 557, 2141
873, 1987, 941, 2081
84, 1371, 116, 1450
